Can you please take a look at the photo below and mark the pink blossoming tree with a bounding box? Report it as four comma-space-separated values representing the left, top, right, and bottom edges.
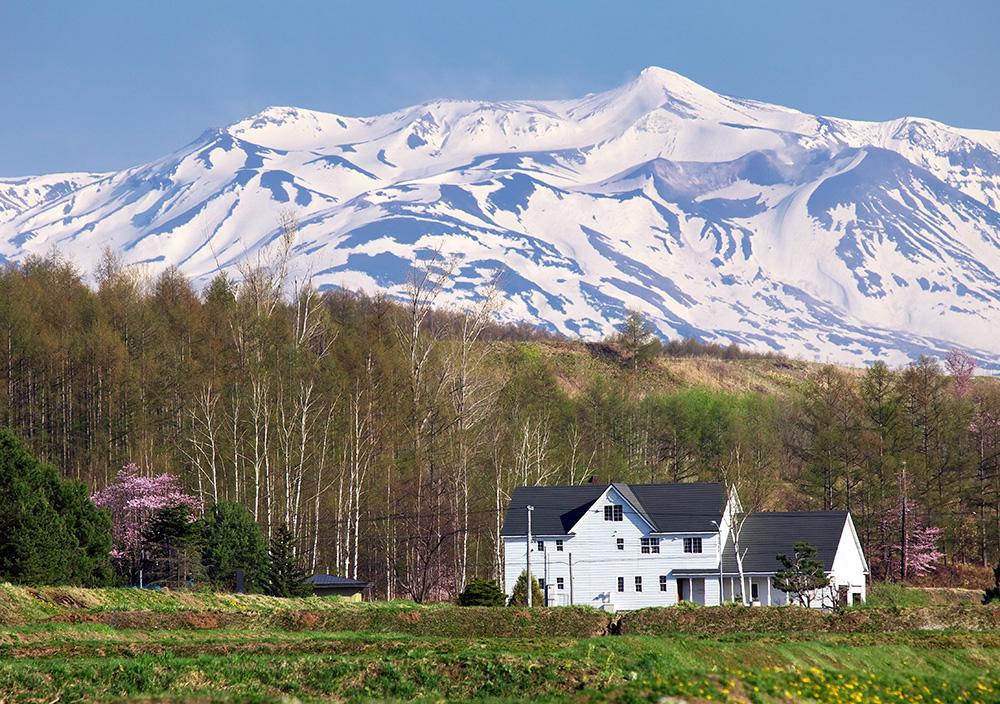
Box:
871, 496, 943, 581
91, 463, 201, 582
944, 349, 976, 399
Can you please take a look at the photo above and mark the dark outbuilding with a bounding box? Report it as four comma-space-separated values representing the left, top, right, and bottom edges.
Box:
307, 574, 369, 600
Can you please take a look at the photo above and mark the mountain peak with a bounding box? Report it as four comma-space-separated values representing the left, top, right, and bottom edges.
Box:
630, 66, 710, 95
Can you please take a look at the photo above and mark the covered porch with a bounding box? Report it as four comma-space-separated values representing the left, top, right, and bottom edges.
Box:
670, 570, 782, 606
719, 573, 782, 606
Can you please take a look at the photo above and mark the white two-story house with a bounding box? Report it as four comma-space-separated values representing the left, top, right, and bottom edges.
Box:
500, 481, 868, 610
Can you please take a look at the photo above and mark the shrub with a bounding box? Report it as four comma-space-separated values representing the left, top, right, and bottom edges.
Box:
984, 564, 1000, 605
507, 570, 543, 607
458, 578, 506, 607
674, 599, 701, 610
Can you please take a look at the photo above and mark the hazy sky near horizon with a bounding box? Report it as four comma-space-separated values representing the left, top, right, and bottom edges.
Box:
2, 0, 998, 175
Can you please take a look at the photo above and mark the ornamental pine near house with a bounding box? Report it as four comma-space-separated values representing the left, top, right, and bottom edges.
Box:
771, 542, 832, 607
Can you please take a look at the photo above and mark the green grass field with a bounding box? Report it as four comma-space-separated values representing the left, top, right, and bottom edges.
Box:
1, 584, 998, 703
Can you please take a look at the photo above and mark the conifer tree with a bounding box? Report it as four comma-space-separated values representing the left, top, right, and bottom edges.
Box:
0, 428, 112, 586
457, 578, 506, 606
772, 542, 831, 607
266, 524, 311, 597
143, 503, 200, 588
983, 563, 1000, 605
198, 501, 269, 592
507, 569, 543, 607
616, 309, 660, 368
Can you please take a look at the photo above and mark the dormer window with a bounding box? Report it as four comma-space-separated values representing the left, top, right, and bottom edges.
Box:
604, 505, 623, 521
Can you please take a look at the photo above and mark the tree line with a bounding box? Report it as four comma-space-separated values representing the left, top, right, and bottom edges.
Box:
0, 245, 997, 597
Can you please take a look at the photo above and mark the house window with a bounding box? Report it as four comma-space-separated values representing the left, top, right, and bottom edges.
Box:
537, 540, 544, 552
852, 592, 862, 605
616, 538, 624, 551
635, 576, 642, 592
617, 577, 624, 592
683, 537, 703, 554
556, 577, 564, 590
751, 582, 759, 601
555, 539, 564, 552
604, 505, 623, 521
659, 575, 668, 592
641, 537, 660, 554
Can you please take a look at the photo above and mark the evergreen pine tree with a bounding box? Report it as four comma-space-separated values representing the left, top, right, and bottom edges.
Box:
506, 569, 544, 607
143, 504, 200, 588
457, 578, 506, 606
0, 428, 112, 586
617, 310, 660, 369
198, 501, 269, 592
772, 541, 831, 607
266, 524, 311, 597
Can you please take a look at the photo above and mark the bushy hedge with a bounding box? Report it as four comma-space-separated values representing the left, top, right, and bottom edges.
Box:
45, 604, 610, 636
618, 604, 1000, 635
274, 605, 610, 637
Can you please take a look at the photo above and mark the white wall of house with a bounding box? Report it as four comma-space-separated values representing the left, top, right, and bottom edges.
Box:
830, 514, 868, 605
503, 486, 725, 610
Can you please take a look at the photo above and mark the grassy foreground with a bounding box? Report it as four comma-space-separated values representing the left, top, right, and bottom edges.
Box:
1, 624, 997, 703
1, 584, 998, 703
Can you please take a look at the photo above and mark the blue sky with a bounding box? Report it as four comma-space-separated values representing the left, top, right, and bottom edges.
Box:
2, 1, 997, 175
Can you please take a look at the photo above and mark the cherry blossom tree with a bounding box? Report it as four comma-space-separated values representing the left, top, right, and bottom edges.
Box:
870, 496, 943, 581
945, 349, 976, 399
91, 463, 201, 583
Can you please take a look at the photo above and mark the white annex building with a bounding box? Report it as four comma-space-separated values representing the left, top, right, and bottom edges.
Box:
500, 482, 868, 610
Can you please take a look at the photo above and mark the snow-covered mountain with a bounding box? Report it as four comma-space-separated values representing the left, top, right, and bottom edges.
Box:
2, 67, 999, 370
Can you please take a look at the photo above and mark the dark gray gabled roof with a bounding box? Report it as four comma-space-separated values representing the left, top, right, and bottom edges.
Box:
500, 482, 725, 536
501, 485, 606, 536
308, 573, 369, 588
627, 483, 726, 532
721, 512, 850, 573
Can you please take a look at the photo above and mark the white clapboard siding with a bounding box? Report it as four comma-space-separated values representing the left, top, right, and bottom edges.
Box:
830, 513, 868, 606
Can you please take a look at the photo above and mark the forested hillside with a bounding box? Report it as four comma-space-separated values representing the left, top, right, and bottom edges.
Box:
0, 251, 997, 600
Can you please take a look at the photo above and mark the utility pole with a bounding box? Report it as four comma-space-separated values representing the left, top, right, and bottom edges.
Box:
568, 552, 574, 606
526, 505, 534, 607
711, 519, 723, 604
543, 545, 550, 607
900, 460, 908, 581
